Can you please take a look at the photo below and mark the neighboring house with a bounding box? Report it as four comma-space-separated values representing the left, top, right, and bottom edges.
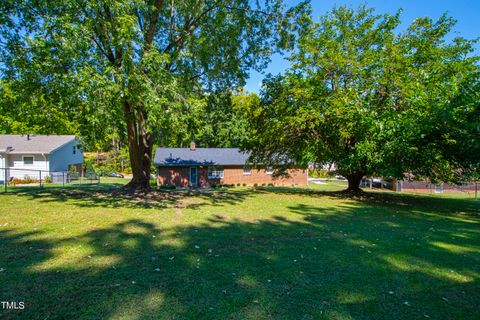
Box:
154, 142, 308, 188
0, 134, 84, 181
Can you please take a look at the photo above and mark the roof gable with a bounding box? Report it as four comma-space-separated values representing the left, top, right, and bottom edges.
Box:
0, 135, 77, 154
154, 148, 250, 166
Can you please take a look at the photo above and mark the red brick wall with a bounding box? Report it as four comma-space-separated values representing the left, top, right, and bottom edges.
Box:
157, 167, 190, 187
157, 165, 308, 187
220, 166, 307, 186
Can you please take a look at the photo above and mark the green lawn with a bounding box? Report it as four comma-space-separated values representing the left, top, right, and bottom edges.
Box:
0, 181, 479, 319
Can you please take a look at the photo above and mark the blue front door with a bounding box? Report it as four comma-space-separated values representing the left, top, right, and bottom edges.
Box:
189, 167, 198, 186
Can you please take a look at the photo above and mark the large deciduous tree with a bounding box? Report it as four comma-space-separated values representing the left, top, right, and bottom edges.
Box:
189, 89, 258, 148
0, 0, 309, 190
148, 89, 257, 148
247, 6, 479, 191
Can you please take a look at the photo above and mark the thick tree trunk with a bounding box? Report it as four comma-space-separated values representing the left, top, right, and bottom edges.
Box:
345, 172, 364, 192
123, 101, 153, 191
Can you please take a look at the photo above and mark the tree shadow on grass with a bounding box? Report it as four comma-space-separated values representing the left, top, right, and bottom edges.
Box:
4, 183, 479, 216
256, 186, 480, 217
1, 199, 479, 319
1, 184, 260, 210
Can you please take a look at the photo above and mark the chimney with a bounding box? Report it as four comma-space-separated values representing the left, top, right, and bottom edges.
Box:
190, 141, 196, 151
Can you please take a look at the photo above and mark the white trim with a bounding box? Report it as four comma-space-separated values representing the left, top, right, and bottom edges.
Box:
22, 155, 35, 165
207, 166, 224, 179
41, 153, 48, 171
48, 137, 77, 154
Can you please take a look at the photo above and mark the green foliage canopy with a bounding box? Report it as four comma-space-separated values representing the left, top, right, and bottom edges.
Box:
0, 0, 309, 189
247, 6, 480, 190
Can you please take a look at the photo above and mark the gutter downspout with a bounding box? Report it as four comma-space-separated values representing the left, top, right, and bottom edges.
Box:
0, 152, 5, 192
42, 153, 48, 184
0, 150, 4, 179
1, 148, 11, 187
41, 153, 48, 171
0, 148, 8, 178
0, 150, 4, 168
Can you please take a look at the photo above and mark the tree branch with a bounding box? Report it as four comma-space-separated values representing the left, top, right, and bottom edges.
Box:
144, 0, 165, 48
169, 0, 176, 42
136, 8, 145, 32
163, 2, 219, 55
90, 35, 114, 64
100, 3, 123, 67
79, 5, 116, 65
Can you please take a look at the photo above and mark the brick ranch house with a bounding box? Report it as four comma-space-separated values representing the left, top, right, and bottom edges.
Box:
154, 143, 308, 188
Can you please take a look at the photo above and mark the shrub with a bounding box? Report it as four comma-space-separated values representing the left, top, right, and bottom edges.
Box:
10, 176, 39, 185
149, 179, 156, 187
44, 175, 52, 184
308, 168, 335, 178
84, 160, 97, 179
95, 167, 113, 177
68, 172, 80, 181
10, 178, 24, 186
211, 183, 233, 189
159, 184, 176, 190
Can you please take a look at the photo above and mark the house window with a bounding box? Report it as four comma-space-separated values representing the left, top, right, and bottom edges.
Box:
73, 145, 76, 154
266, 167, 274, 174
434, 184, 443, 193
243, 166, 251, 175
208, 166, 224, 179
23, 156, 34, 165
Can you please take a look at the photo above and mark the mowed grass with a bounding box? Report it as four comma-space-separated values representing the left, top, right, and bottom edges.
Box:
0, 180, 479, 319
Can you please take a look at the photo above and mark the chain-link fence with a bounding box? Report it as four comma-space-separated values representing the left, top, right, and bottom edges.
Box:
397, 179, 478, 198
0, 167, 100, 192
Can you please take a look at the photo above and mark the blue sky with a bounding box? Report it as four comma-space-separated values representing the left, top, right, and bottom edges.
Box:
244, 0, 480, 93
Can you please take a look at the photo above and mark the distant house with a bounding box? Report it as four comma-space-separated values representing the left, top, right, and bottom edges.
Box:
0, 135, 84, 181
153, 142, 307, 188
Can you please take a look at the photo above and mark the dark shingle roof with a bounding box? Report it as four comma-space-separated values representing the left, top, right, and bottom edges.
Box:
153, 148, 250, 166
0, 135, 76, 154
